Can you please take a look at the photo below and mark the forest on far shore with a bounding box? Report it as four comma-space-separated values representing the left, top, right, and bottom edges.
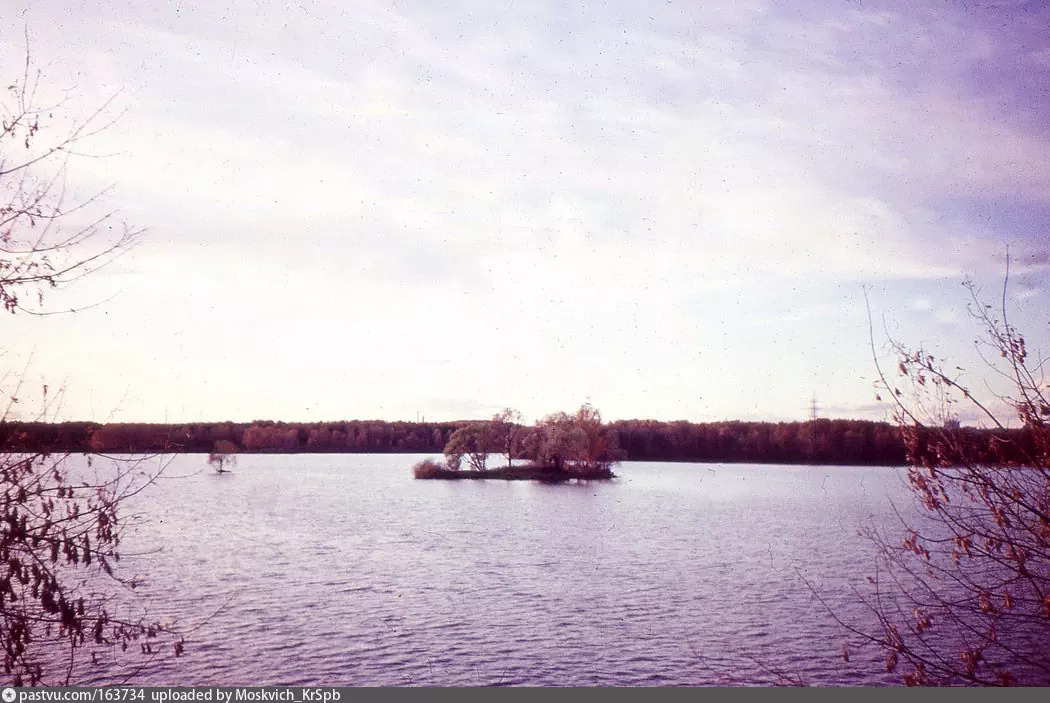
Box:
0, 417, 1042, 467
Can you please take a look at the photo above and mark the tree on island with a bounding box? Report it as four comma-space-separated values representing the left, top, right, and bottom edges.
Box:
521, 412, 583, 472
817, 274, 1050, 685
443, 408, 526, 471
429, 404, 622, 478
522, 404, 622, 472
0, 49, 180, 685
490, 408, 525, 468
443, 422, 491, 471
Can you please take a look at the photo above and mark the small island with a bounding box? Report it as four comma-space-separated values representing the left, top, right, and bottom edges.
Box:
413, 405, 622, 482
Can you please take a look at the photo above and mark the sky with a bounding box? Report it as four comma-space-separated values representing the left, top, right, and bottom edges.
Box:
1, 0, 1048, 425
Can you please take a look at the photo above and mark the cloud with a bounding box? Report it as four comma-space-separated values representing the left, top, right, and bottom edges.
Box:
4, 0, 1049, 422
31, 0, 1050, 289
419, 396, 502, 423
1016, 286, 1043, 301
820, 402, 892, 421
907, 298, 933, 312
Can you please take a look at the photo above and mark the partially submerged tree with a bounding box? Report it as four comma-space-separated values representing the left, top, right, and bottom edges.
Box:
1, 50, 179, 685
836, 273, 1050, 685
207, 439, 238, 473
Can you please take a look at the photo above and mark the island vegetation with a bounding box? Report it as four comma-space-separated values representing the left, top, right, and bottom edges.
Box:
413, 405, 622, 481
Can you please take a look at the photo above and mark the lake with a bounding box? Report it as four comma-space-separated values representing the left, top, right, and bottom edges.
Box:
67, 455, 923, 686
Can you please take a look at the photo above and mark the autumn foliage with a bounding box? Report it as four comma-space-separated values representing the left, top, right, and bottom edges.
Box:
425, 404, 623, 479
1, 50, 178, 685
0, 417, 915, 465
839, 277, 1050, 685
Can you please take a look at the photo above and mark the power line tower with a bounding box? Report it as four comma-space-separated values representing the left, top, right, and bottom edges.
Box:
809, 392, 819, 421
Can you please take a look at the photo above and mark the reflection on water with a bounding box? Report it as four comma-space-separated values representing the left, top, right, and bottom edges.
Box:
67, 455, 920, 685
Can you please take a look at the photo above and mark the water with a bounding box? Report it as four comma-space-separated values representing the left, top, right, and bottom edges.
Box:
54, 455, 927, 685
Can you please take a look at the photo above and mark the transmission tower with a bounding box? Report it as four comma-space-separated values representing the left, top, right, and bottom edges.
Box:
809, 392, 819, 421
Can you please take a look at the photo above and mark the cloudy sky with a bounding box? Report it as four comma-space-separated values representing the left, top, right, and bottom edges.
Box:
2, 0, 1048, 424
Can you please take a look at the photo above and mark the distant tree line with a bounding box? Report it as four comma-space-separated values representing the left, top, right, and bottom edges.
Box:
608, 418, 908, 465
0, 417, 1045, 466
0, 420, 461, 455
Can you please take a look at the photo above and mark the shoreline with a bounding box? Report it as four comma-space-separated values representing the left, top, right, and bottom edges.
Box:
414, 464, 616, 482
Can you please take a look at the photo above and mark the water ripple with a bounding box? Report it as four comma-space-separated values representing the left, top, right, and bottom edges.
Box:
45, 456, 959, 686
